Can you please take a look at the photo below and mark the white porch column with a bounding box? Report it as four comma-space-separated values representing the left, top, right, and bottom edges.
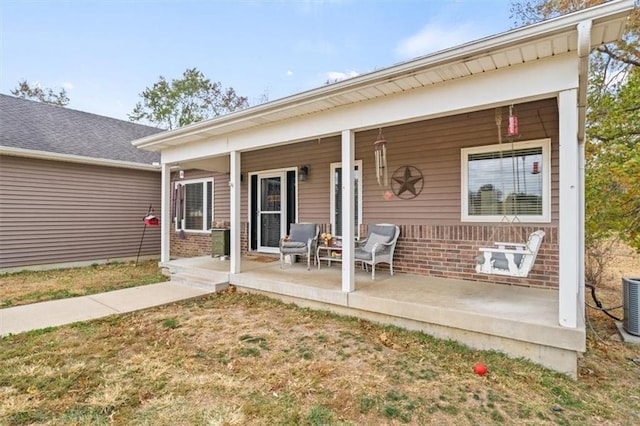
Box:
160, 163, 171, 263
230, 151, 242, 274
341, 129, 355, 292
558, 89, 581, 328
576, 19, 591, 326
578, 138, 586, 322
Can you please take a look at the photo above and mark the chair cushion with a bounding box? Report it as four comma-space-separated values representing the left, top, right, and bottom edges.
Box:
491, 252, 524, 270
368, 225, 396, 239
282, 241, 306, 249
363, 233, 391, 252
289, 224, 317, 243
354, 247, 372, 260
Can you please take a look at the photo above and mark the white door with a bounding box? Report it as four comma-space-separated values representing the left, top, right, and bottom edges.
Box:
257, 172, 286, 252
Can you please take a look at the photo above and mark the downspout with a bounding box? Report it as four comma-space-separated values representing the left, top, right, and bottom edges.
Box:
576, 19, 592, 324
577, 19, 592, 143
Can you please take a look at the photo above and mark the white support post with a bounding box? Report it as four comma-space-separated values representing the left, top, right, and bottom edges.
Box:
578, 137, 586, 322
341, 129, 355, 293
230, 151, 242, 275
576, 19, 591, 326
160, 163, 171, 263
558, 89, 580, 328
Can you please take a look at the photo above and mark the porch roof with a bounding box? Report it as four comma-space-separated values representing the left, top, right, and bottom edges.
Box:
133, 0, 633, 152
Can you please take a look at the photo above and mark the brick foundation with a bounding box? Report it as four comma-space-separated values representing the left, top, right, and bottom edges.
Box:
393, 224, 558, 289
171, 223, 559, 289
170, 223, 251, 258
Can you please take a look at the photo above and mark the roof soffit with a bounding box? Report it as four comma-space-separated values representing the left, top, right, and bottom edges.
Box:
133, 0, 634, 151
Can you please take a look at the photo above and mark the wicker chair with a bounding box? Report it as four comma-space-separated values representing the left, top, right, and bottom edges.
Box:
279, 223, 319, 271
354, 224, 400, 279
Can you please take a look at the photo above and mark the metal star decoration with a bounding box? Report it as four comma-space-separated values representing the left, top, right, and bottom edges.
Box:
391, 166, 424, 199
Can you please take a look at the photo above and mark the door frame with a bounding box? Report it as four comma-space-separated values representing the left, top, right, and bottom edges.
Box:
249, 167, 298, 253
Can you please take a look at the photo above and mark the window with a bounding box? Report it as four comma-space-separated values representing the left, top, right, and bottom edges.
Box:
461, 139, 550, 222
175, 178, 214, 232
330, 160, 363, 237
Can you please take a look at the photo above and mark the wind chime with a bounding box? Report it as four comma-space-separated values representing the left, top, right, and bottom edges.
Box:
507, 104, 519, 137
374, 128, 388, 187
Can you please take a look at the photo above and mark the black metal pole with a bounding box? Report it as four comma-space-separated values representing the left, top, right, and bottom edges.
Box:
135, 224, 147, 267
135, 204, 154, 267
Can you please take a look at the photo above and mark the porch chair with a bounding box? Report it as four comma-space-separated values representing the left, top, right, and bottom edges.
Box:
279, 223, 319, 271
475, 230, 545, 278
354, 223, 400, 280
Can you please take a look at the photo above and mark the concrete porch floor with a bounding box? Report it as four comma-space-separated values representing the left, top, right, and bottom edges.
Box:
162, 255, 585, 377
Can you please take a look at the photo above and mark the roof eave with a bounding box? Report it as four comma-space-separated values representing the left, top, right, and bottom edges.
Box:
0, 146, 161, 171
132, 0, 634, 152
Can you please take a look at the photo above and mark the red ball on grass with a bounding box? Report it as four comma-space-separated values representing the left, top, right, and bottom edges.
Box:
473, 363, 487, 375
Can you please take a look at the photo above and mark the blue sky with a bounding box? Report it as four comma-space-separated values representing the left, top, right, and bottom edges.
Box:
1, 0, 514, 122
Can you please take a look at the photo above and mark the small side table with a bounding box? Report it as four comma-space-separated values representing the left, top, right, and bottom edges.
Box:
316, 244, 343, 269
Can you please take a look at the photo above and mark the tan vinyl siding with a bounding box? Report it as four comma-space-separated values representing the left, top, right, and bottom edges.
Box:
0, 155, 161, 269
240, 98, 559, 227
169, 169, 231, 224
241, 135, 342, 224
358, 99, 559, 225
169, 169, 231, 258
176, 99, 560, 288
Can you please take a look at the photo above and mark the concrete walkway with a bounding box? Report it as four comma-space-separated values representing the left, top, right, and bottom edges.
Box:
0, 282, 215, 337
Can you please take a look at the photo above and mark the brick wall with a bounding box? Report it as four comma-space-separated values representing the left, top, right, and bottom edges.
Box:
170, 223, 251, 258
392, 224, 558, 289
170, 231, 212, 257
170, 223, 559, 289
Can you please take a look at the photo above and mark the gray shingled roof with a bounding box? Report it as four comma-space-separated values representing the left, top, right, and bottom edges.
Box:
0, 94, 162, 164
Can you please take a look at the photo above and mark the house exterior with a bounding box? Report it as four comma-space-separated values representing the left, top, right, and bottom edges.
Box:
0, 95, 164, 272
133, 1, 635, 376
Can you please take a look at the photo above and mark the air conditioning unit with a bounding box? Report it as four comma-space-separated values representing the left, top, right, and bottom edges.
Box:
623, 277, 640, 336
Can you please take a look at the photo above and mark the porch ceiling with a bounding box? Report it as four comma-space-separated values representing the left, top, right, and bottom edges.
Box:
133, 1, 633, 152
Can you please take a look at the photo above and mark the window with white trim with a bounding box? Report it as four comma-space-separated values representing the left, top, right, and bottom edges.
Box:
461, 139, 551, 222
175, 178, 214, 232
330, 160, 363, 237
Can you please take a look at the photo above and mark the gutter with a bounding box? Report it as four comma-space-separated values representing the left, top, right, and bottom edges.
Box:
0, 146, 160, 172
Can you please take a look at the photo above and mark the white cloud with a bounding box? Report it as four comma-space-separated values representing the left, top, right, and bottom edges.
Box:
325, 70, 359, 82
395, 22, 479, 60
286, 70, 294, 77
62, 82, 74, 90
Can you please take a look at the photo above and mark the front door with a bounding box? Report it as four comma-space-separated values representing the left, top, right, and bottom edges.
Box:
257, 173, 285, 252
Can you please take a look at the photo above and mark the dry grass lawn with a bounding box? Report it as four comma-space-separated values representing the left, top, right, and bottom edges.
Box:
0, 260, 166, 307
1, 251, 639, 425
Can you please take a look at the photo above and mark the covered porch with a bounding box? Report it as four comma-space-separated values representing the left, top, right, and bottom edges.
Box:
134, 2, 635, 379
162, 255, 584, 376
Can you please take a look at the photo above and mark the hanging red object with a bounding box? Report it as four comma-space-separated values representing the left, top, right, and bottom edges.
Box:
532, 161, 540, 175
507, 105, 518, 136
143, 213, 159, 226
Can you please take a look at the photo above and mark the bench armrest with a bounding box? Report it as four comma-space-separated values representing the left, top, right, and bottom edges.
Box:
493, 241, 527, 248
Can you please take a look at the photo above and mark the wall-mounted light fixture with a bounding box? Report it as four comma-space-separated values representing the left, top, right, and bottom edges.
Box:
299, 165, 310, 181
179, 170, 185, 179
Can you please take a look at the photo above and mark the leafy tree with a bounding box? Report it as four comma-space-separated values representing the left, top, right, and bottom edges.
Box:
129, 68, 249, 129
510, 1, 640, 284
11, 80, 70, 106
510, 1, 639, 67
